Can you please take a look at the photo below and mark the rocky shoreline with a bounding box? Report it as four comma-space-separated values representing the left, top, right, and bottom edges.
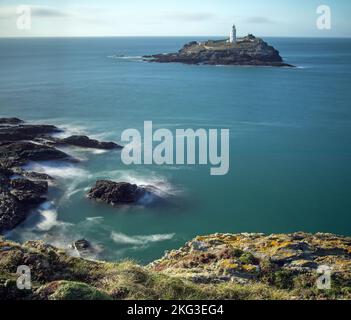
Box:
144, 34, 294, 67
1, 118, 350, 300
0, 232, 350, 300
0, 117, 123, 233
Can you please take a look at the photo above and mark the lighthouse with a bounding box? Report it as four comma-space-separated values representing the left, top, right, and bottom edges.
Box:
230, 24, 237, 44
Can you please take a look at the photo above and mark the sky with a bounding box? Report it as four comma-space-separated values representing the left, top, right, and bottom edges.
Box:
0, 0, 350, 37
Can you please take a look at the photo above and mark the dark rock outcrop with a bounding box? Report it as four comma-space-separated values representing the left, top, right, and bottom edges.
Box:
61, 135, 122, 150
0, 118, 121, 233
73, 239, 92, 251
0, 124, 61, 141
0, 191, 26, 233
0, 117, 24, 125
0, 141, 69, 166
0, 177, 48, 232
9, 179, 48, 205
11, 168, 54, 182
145, 35, 294, 67
87, 180, 159, 205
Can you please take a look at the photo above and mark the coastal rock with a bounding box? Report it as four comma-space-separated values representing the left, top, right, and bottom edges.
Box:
0, 124, 61, 142
0, 178, 48, 232
0, 192, 26, 232
73, 239, 92, 251
149, 232, 351, 287
71, 239, 100, 259
9, 178, 48, 205
0, 141, 69, 165
0, 118, 121, 233
11, 168, 54, 182
0, 117, 24, 125
87, 180, 159, 205
0, 233, 350, 300
145, 35, 294, 67
61, 135, 123, 150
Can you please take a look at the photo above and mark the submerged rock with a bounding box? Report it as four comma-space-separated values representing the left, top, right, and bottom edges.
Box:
145, 34, 294, 67
87, 180, 160, 205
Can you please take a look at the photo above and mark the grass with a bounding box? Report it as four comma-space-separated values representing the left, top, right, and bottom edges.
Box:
1, 239, 350, 300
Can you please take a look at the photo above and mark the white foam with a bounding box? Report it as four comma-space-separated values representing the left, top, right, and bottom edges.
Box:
52, 123, 89, 139
34, 201, 71, 231
95, 169, 181, 198
86, 216, 104, 222
108, 55, 142, 61
111, 232, 175, 245
25, 162, 90, 181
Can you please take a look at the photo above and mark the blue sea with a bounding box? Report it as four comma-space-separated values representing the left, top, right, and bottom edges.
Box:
0, 37, 350, 263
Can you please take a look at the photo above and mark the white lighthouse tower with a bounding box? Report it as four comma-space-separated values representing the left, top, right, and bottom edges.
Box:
229, 24, 237, 44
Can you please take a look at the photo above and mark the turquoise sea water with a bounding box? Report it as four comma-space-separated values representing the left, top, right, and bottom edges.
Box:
0, 37, 350, 263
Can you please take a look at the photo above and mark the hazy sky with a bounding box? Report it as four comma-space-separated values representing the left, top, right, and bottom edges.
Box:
0, 0, 350, 37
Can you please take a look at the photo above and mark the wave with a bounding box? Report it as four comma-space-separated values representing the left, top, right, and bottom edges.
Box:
95, 169, 181, 197
86, 216, 104, 222
107, 55, 143, 61
24, 161, 90, 181
111, 231, 175, 245
34, 201, 71, 231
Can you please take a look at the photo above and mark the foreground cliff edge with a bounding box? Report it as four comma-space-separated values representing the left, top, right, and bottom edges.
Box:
1, 232, 350, 300
144, 34, 294, 67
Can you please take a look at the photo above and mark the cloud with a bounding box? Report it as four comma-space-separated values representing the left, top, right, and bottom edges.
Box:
162, 12, 215, 22
245, 16, 275, 24
31, 7, 71, 18
0, 5, 71, 19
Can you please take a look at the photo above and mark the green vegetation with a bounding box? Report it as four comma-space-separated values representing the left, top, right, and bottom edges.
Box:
0, 234, 350, 300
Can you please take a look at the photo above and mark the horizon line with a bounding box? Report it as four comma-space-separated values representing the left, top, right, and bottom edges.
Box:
1, 35, 350, 39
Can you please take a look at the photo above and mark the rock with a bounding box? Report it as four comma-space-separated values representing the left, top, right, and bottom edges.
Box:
9, 178, 48, 205
0, 167, 12, 188
61, 135, 122, 150
0, 167, 13, 177
0, 117, 24, 125
0, 235, 350, 300
0, 191, 26, 232
0, 178, 48, 232
0, 118, 121, 233
145, 35, 294, 67
87, 180, 159, 205
11, 168, 54, 182
149, 232, 351, 287
73, 239, 92, 251
0, 124, 61, 141
0, 141, 69, 165
190, 241, 210, 252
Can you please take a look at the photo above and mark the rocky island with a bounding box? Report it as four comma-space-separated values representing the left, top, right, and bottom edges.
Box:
144, 34, 294, 67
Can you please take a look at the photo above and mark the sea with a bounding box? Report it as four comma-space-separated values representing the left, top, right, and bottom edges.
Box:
0, 37, 350, 263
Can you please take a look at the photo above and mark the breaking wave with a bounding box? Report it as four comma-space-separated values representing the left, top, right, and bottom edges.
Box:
24, 162, 90, 181
111, 232, 175, 245
107, 55, 143, 61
